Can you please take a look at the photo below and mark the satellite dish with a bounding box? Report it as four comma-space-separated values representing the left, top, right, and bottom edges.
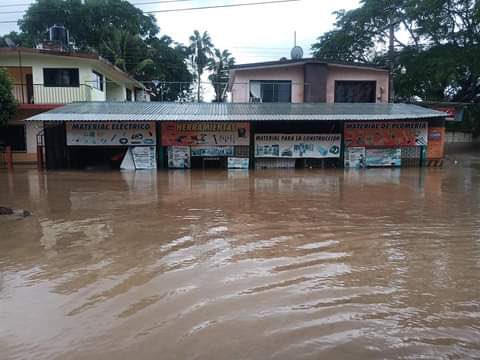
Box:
291, 46, 303, 60
4, 37, 16, 49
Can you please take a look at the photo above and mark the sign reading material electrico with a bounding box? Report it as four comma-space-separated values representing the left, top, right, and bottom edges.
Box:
161, 122, 250, 146
255, 134, 342, 158
66, 122, 156, 146
344, 121, 428, 147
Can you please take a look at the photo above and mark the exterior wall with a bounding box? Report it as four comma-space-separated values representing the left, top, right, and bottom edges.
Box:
231, 66, 304, 103
231, 64, 390, 104
304, 63, 327, 102
106, 82, 127, 101
0, 53, 107, 103
326, 65, 389, 103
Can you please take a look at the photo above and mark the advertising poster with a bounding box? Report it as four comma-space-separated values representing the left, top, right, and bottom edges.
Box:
344, 122, 428, 147
366, 148, 401, 167
427, 127, 445, 159
67, 122, 156, 146
191, 146, 234, 157
168, 146, 190, 168
132, 146, 157, 170
228, 157, 250, 169
344, 147, 366, 168
161, 122, 250, 146
255, 134, 341, 158
120, 146, 156, 170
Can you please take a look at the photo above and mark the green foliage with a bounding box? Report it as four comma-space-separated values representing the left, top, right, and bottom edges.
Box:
18, 0, 158, 50
208, 49, 235, 102
312, 0, 480, 131
0, 68, 16, 126
188, 31, 214, 102
312, 0, 480, 99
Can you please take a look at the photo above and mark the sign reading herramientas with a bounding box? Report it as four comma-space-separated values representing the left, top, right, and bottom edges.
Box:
161, 122, 249, 146
67, 121, 156, 146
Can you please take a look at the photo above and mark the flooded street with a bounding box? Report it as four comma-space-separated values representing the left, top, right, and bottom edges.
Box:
1, 156, 480, 360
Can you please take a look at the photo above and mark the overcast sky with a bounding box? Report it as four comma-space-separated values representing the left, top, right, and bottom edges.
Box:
0, 0, 362, 100
0, 0, 361, 63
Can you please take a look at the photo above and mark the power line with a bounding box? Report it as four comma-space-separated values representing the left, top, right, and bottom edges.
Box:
0, 0, 195, 9
0, 0, 196, 13
0, 0, 300, 20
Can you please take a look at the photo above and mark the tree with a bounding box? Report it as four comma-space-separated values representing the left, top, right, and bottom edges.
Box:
18, 0, 159, 51
208, 49, 235, 102
188, 30, 214, 102
311, 0, 480, 105
0, 69, 16, 126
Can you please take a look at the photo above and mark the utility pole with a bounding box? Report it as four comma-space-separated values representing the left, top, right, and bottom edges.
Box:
388, 19, 395, 103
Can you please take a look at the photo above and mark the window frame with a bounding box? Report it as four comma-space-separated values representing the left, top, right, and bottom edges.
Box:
0, 125, 26, 151
91, 70, 104, 91
334, 80, 377, 103
249, 80, 292, 103
43, 68, 80, 88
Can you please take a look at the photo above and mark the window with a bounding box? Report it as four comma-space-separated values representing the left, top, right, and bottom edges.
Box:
0, 125, 26, 151
250, 80, 292, 103
43, 68, 79, 87
91, 71, 104, 91
334, 81, 376, 103
126, 88, 132, 101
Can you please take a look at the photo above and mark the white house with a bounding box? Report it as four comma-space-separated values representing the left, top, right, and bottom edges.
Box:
0, 47, 149, 163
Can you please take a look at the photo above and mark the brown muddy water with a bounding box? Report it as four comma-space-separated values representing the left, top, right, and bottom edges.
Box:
1, 156, 480, 360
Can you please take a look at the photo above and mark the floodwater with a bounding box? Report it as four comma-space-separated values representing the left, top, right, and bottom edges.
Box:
1, 156, 480, 360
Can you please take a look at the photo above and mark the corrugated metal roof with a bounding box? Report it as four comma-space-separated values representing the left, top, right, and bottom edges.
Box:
230, 58, 388, 71
26, 102, 446, 122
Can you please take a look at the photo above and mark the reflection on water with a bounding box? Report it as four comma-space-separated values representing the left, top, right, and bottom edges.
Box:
1, 156, 480, 360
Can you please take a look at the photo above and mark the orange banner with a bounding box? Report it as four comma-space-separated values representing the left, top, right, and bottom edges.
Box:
344, 122, 428, 147
427, 127, 445, 159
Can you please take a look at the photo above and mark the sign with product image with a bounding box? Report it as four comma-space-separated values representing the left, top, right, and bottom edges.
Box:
161, 122, 250, 146
191, 146, 234, 157
67, 122, 156, 146
254, 134, 341, 158
366, 148, 401, 167
168, 146, 190, 168
345, 147, 366, 168
344, 121, 428, 147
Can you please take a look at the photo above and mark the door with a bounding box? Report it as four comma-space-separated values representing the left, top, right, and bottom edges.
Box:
44, 123, 68, 169
26, 74, 33, 104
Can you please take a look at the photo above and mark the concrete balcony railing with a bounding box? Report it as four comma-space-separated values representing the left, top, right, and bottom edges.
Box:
12, 84, 93, 104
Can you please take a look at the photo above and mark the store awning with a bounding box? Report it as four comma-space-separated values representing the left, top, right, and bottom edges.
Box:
26, 102, 447, 122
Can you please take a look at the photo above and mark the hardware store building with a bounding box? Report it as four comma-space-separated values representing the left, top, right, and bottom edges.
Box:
26, 102, 447, 170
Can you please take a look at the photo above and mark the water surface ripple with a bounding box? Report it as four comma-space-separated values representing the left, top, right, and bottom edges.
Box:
1, 158, 480, 359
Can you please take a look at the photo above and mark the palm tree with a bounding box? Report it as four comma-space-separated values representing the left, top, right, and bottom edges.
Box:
102, 29, 153, 76
208, 48, 235, 102
188, 30, 213, 102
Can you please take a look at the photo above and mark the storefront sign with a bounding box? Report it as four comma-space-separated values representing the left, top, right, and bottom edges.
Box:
366, 148, 401, 167
254, 134, 341, 158
161, 122, 250, 146
427, 127, 445, 159
228, 157, 249, 169
120, 146, 156, 170
132, 146, 157, 169
344, 122, 428, 147
168, 146, 190, 168
191, 146, 234, 157
344, 147, 366, 168
67, 122, 156, 146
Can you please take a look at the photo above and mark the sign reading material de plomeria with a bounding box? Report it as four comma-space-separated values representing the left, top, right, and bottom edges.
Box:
66, 122, 156, 146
